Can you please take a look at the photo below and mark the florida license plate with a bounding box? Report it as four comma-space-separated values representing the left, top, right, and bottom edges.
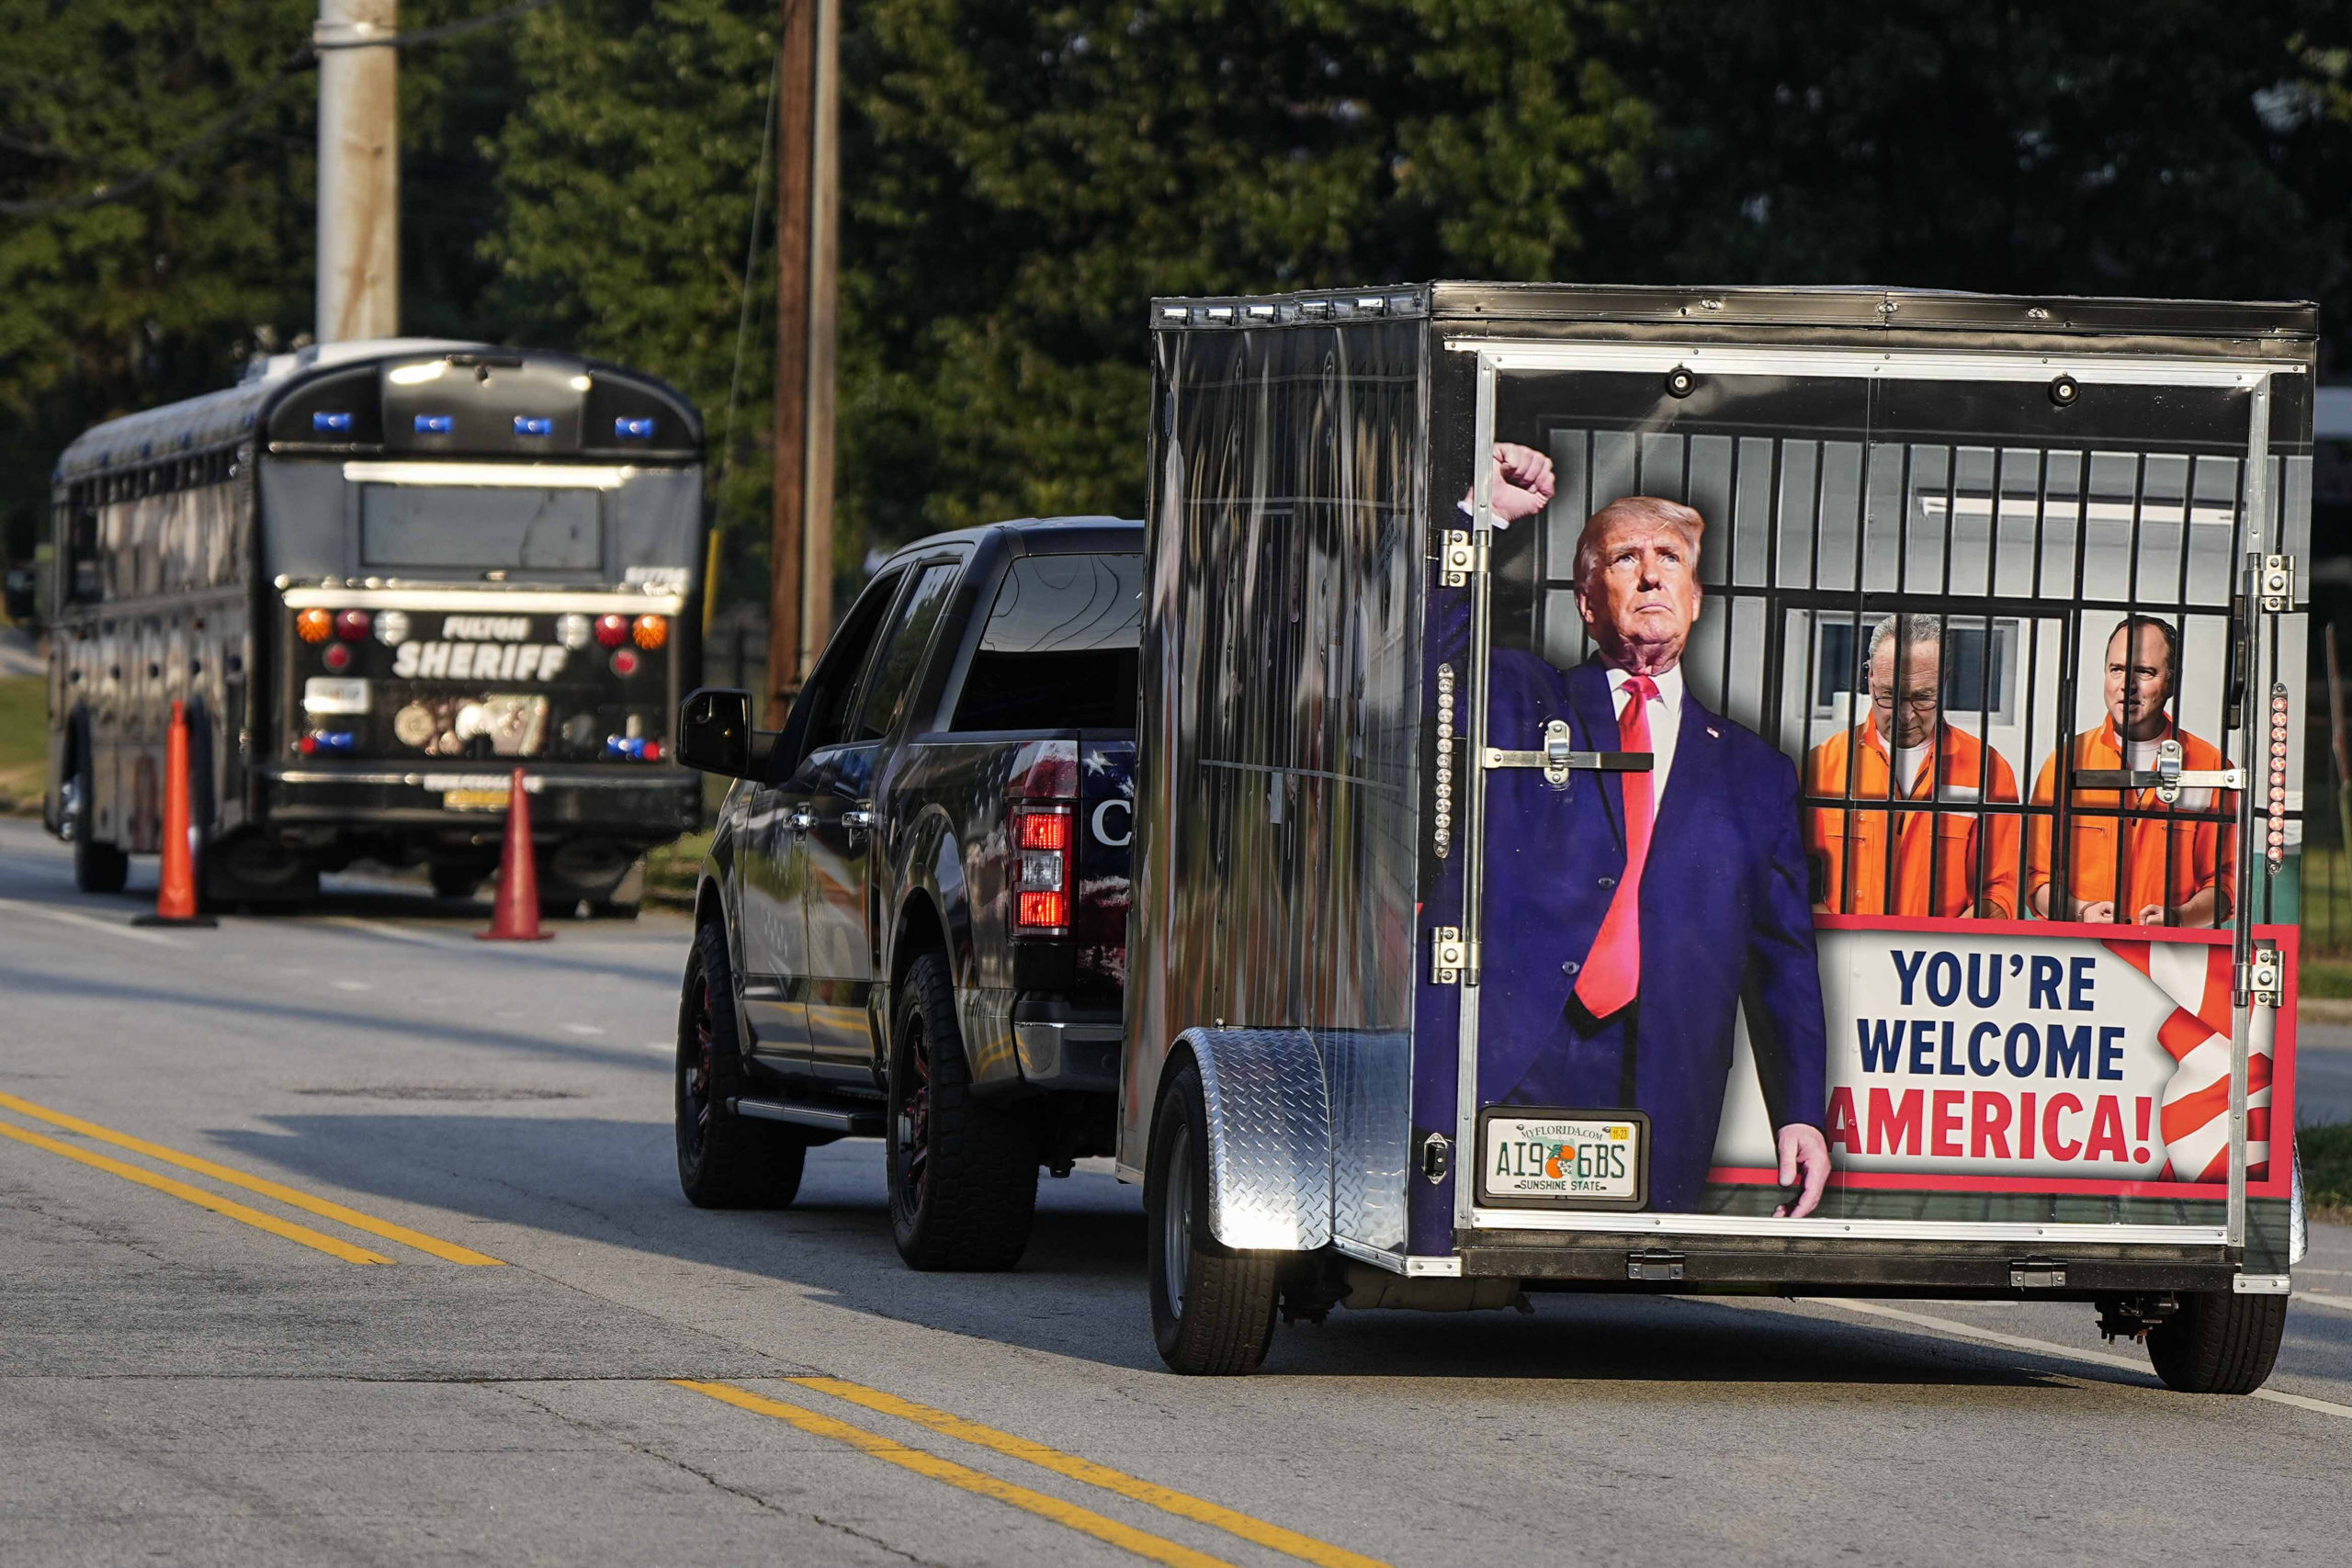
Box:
1477, 1110, 1649, 1209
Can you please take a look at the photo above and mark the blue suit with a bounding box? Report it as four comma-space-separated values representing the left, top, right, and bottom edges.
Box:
1458, 634, 1827, 1213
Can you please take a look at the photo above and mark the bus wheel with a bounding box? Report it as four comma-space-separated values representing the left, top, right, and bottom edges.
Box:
887, 952, 1036, 1270
675, 921, 804, 1209
1146, 1058, 1278, 1375
69, 761, 128, 895
2147, 1290, 2288, 1394
429, 863, 482, 901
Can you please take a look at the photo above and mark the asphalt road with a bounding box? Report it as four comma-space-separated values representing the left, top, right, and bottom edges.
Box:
3, 816, 2350, 1566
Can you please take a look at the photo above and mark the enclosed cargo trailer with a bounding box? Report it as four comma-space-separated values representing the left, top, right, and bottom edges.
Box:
1124, 284, 2312, 1388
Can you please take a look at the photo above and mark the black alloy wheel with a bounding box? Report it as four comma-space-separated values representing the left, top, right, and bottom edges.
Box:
1146, 1057, 1279, 1375
674, 920, 804, 1209
885, 952, 1036, 1269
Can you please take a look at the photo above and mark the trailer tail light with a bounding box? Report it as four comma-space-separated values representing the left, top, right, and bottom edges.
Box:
632, 614, 668, 650
1012, 806, 1073, 933
296, 608, 334, 643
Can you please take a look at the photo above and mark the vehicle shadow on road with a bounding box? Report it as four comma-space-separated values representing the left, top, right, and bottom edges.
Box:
208, 1111, 2073, 1390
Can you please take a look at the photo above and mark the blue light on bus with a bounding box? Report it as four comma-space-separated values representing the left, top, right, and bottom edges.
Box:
311, 412, 353, 433
299, 730, 357, 756
513, 416, 555, 437
615, 417, 657, 439
414, 414, 454, 434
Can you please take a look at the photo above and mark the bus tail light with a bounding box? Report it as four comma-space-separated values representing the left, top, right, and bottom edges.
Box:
334, 609, 371, 641
633, 614, 668, 650
321, 642, 353, 672
296, 608, 333, 643
594, 614, 630, 648
1012, 806, 1072, 933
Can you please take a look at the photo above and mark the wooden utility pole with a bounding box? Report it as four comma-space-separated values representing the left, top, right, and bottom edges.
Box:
766, 0, 842, 719
314, 0, 400, 342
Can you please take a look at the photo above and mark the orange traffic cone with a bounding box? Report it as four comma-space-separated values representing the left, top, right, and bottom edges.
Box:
134, 699, 216, 928
478, 767, 553, 942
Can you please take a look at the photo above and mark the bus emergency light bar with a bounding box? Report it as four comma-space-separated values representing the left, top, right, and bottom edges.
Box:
340, 462, 637, 490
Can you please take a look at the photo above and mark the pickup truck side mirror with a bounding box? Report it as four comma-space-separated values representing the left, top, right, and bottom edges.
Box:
676, 687, 774, 778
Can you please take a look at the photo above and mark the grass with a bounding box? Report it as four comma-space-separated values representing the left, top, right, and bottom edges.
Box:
0, 675, 47, 816
2302, 1122, 2352, 1224
643, 830, 711, 910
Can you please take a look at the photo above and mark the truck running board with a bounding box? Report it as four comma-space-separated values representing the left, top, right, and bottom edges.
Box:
729, 1097, 885, 1136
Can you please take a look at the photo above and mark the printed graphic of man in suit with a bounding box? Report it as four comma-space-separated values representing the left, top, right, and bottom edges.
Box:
1452, 443, 1831, 1215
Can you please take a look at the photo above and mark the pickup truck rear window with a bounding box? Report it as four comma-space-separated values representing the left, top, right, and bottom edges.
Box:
952, 553, 1141, 731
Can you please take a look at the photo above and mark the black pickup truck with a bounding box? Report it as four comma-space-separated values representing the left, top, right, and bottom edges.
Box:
670, 516, 1140, 1269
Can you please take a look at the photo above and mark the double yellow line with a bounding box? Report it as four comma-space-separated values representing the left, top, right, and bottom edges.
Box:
0, 1089, 501, 1266
678, 1377, 1390, 1568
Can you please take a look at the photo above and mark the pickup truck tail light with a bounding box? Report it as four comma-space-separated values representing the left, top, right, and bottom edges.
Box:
1013, 806, 1072, 932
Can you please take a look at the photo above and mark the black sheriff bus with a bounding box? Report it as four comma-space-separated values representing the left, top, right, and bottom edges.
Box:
43, 340, 705, 912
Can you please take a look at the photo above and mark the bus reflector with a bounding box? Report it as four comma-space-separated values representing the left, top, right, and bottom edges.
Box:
632, 615, 668, 650
414, 414, 454, 434
334, 609, 371, 641
513, 415, 554, 436
615, 417, 656, 439
610, 648, 640, 677
311, 412, 353, 433
296, 608, 334, 643
594, 614, 630, 648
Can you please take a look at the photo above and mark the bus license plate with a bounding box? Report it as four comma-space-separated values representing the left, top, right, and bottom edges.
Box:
442, 787, 512, 812
1477, 1111, 1647, 1208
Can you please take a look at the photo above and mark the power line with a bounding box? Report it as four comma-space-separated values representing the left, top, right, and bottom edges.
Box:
0, 0, 565, 220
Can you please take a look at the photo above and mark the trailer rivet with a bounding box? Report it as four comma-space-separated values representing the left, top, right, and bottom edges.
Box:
2049, 374, 2080, 407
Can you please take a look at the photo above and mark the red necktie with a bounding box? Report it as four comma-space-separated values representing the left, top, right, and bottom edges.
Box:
1573, 674, 1657, 1020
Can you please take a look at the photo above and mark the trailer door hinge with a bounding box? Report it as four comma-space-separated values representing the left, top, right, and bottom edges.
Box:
2243, 946, 2282, 1009
2009, 1258, 2069, 1290
2260, 553, 2295, 613
1439, 529, 1483, 587
1430, 926, 1470, 986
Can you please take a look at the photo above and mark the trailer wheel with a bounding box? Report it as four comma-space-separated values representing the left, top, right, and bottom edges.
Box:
675, 921, 805, 1209
2147, 1289, 2288, 1393
1147, 1059, 1278, 1375
887, 952, 1036, 1270
68, 756, 128, 895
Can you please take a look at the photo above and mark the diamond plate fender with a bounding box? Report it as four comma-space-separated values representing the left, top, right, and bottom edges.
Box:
1179, 1027, 1332, 1251
1318, 1027, 1410, 1255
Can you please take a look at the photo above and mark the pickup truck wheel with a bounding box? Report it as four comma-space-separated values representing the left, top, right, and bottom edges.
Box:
887, 952, 1036, 1269
675, 922, 805, 1209
1146, 1059, 1278, 1375
2146, 1289, 2288, 1394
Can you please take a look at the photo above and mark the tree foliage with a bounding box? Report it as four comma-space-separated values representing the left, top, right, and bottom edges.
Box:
5, 0, 2352, 599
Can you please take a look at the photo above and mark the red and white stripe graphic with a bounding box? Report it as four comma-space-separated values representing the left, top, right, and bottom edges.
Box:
2102, 940, 2268, 1182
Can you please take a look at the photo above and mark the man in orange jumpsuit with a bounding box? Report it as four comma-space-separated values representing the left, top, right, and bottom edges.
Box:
2028, 615, 2233, 926
1805, 614, 2021, 918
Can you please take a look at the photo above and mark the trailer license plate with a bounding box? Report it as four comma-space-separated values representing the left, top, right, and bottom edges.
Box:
442, 787, 512, 812
1480, 1113, 1644, 1205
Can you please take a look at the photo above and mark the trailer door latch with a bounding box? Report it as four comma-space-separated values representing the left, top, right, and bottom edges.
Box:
1485, 718, 1654, 786
2071, 736, 2241, 804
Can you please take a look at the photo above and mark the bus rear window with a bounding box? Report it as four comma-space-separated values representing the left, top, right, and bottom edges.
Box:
359, 484, 602, 570
951, 553, 1141, 731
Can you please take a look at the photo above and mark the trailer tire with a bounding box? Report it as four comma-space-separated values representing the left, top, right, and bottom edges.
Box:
69, 752, 128, 895
887, 952, 1037, 1270
1147, 1059, 1279, 1375
2147, 1289, 2288, 1394
675, 921, 805, 1209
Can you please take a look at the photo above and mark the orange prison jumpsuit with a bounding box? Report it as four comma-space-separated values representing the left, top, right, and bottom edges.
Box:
2026, 719, 2234, 924
1804, 715, 2022, 918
